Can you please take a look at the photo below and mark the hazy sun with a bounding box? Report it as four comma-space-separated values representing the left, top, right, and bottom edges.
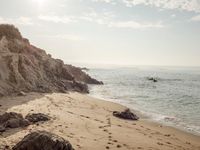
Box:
32, 0, 46, 6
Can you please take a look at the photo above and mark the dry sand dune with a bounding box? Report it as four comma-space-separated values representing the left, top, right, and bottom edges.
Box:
0, 92, 200, 150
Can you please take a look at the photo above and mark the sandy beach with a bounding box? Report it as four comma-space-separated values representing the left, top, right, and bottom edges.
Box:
0, 92, 200, 150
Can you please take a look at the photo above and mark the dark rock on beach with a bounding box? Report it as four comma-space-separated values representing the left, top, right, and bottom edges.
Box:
0, 112, 23, 124
0, 112, 50, 132
113, 109, 139, 120
12, 131, 74, 150
4, 118, 30, 128
0, 125, 6, 132
25, 113, 50, 123
0, 112, 30, 129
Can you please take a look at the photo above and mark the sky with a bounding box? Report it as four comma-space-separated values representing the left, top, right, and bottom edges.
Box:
0, 0, 200, 67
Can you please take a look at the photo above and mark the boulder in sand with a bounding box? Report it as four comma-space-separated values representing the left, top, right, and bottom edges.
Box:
25, 113, 50, 123
113, 109, 139, 120
12, 131, 74, 150
0, 112, 30, 129
0, 125, 6, 132
4, 118, 30, 128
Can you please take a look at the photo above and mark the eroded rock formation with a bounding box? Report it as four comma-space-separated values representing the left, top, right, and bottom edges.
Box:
0, 24, 102, 96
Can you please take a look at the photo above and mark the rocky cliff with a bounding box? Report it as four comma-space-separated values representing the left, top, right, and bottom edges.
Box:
0, 24, 102, 96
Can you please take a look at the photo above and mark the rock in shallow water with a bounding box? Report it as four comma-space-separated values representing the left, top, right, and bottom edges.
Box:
113, 109, 139, 120
12, 131, 74, 150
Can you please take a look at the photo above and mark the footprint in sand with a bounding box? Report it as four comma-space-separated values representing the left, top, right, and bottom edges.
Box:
166, 141, 171, 145
164, 134, 171, 137
186, 142, 191, 145
116, 144, 122, 148
80, 115, 90, 119
106, 146, 110, 149
136, 128, 141, 131
99, 126, 103, 129
108, 135, 112, 139
67, 135, 73, 138
157, 142, 164, 146
76, 144, 82, 149
67, 111, 74, 114
103, 129, 108, 132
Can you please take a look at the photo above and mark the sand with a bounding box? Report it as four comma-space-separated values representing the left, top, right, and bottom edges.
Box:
0, 92, 200, 150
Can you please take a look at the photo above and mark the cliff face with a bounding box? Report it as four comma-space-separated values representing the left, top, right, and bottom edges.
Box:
0, 24, 102, 96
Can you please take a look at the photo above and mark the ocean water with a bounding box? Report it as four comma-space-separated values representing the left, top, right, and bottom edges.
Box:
87, 66, 200, 135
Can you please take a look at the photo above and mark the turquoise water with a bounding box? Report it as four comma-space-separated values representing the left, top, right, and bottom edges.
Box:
88, 66, 200, 135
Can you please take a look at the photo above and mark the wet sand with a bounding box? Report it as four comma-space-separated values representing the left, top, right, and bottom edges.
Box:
0, 92, 200, 150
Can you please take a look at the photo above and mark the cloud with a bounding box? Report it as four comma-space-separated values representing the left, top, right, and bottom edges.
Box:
91, 0, 116, 4
0, 17, 34, 26
41, 34, 85, 41
38, 10, 164, 30
108, 21, 164, 29
92, 0, 113, 2
38, 10, 114, 26
191, 14, 200, 21
91, 0, 200, 13
79, 10, 164, 29
122, 0, 200, 12
79, 10, 115, 25
38, 15, 76, 23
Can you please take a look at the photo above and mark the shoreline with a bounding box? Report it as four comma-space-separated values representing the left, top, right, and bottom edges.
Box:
88, 93, 200, 137
0, 92, 200, 150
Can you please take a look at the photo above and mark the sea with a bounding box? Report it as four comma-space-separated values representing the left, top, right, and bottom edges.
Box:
86, 66, 200, 135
